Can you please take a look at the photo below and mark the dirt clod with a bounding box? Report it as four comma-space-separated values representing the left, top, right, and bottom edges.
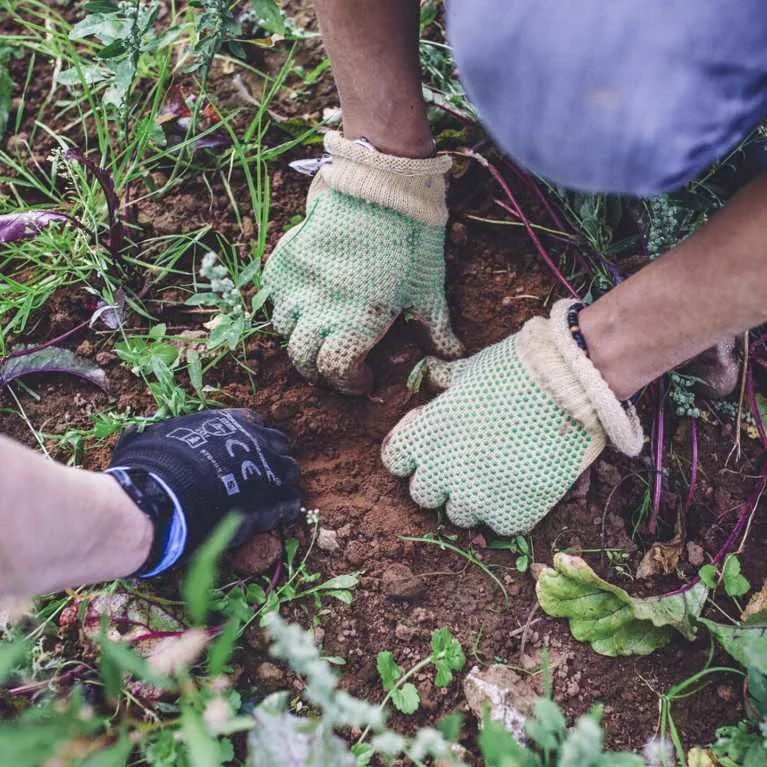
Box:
344, 540, 370, 567
382, 563, 426, 600
595, 460, 622, 488
395, 623, 417, 642
256, 661, 285, 688
230, 532, 282, 575
317, 527, 340, 552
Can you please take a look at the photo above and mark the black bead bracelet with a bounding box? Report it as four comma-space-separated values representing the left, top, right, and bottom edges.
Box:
567, 302, 589, 357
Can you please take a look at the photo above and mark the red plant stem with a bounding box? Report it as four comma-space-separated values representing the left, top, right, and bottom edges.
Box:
129, 629, 189, 643
504, 160, 569, 233
463, 150, 580, 299
268, 557, 283, 594
664, 459, 767, 598
266, 532, 285, 595
129, 625, 220, 644
664, 368, 766, 598
491, 199, 579, 246
0, 317, 92, 364
64, 149, 123, 259
685, 417, 698, 511
648, 378, 666, 534
9, 663, 90, 695
502, 159, 618, 286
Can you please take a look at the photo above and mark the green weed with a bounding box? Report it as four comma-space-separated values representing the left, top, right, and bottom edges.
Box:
374, 627, 465, 717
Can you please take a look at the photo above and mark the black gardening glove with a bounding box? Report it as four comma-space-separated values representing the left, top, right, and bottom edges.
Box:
106, 409, 300, 578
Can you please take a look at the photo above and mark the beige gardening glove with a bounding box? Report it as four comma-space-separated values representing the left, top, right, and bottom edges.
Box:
262, 132, 463, 395
382, 300, 645, 535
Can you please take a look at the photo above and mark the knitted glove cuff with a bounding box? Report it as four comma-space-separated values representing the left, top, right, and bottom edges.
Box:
308, 131, 451, 226
517, 299, 645, 457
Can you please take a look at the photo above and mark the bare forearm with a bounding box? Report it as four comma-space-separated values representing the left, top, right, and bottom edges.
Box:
313, 0, 432, 157
581, 174, 767, 400
0, 436, 151, 596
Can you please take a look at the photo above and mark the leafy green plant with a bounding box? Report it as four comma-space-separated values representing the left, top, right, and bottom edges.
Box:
252, 615, 459, 767
115, 324, 206, 416
375, 627, 465, 716
211, 509, 359, 639
536, 553, 707, 655
700, 555, 751, 600
185, 0, 243, 81
0, 44, 14, 139
187, 251, 270, 352
489, 534, 532, 572
700, 604, 767, 766
59, 0, 177, 120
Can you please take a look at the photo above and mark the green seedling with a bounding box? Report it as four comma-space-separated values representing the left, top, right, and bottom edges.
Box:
488, 534, 532, 572
115, 324, 208, 417
699, 554, 751, 600
375, 627, 465, 717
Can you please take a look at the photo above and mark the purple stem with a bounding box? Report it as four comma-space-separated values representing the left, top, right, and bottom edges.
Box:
266, 532, 285, 595
663, 452, 767, 598
663, 483, 766, 598
129, 629, 189, 644
685, 417, 698, 511
130, 625, 220, 645
0, 317, 92, 364
428, 99, 474, 125
491, 199, 578, 246
9, 663, 89, 695
504, 159, 569, 233
64, 149, 123, 260
503, 158, 623, 286
465, 150, 580, 299
711, 473, 766, 567
648, 378, 666, 534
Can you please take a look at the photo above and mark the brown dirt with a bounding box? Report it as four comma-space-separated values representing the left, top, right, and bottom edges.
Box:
3, 3, 767, 760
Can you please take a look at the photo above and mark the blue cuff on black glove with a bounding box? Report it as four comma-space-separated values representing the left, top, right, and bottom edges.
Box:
105, 409, 301, 577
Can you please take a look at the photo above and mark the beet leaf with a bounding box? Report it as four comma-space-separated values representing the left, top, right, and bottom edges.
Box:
0, 212, 68, 244
0, 346, 108, 393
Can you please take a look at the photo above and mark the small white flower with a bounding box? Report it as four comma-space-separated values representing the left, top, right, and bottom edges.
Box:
304, 507, 320, 525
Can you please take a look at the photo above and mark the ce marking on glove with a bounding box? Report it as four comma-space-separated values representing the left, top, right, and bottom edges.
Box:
225, 438, 269, 489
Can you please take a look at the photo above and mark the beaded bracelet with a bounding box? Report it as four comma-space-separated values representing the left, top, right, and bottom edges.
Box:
567, 302, 589, 356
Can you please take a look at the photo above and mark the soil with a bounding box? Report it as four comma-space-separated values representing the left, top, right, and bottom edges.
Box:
3, 3, 767, 760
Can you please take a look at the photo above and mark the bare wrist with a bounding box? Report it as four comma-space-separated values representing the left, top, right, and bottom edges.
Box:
579, 301, 643, 402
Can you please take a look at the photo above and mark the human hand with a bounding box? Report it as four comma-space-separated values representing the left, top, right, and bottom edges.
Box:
381, 301, 644, 535
263, 131, 463, 395
107, 409, 300, 577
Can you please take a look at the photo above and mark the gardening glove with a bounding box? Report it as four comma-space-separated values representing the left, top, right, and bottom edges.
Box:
106, 409, 300, 578
262, 131, 463, 395
381, 300, 645, 536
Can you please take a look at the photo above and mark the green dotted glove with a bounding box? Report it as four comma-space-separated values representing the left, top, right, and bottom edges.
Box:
263, 132, 463, 395
381, 300, 645, 535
